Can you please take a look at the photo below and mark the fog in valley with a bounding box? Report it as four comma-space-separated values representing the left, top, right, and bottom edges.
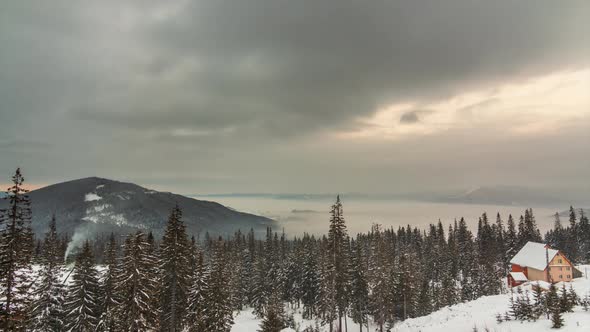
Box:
193, 195, 561, 236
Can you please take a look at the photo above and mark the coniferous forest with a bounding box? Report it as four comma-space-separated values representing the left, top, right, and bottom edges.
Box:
1, 169, 590, 331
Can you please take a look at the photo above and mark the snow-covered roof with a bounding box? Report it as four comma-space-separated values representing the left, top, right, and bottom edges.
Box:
510, 241, 558, 271
509, 272, 528, 282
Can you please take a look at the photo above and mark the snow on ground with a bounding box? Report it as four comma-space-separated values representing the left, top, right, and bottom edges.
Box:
232, 266, 590, 332
393, 265, 590, 332
84, 192, 102, 201
231, 308, 362, 332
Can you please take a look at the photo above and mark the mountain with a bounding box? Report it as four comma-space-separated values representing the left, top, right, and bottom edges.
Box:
2, 177, 274, 237
435, 186, 567, 207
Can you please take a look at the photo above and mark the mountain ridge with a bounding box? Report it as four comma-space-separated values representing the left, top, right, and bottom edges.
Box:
1, 177, 274, 237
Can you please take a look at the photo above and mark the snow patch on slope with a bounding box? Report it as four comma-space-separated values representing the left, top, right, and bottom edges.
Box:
84, 193, 102, 202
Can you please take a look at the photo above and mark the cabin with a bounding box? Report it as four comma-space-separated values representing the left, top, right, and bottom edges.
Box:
507, 241, 582, 287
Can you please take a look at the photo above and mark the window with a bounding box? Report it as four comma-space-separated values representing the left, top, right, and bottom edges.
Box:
559, 275, 563, 279
559, 267, 563, 271
567, 275, 571, 279
558, 259, 562, 263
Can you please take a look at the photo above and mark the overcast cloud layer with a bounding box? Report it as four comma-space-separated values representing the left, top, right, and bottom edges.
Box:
1, 0, 589, 196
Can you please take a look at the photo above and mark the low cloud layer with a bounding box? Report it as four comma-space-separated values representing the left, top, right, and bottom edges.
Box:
0, 0, 589, 195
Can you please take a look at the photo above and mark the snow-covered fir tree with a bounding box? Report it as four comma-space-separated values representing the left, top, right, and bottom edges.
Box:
28, 215, 66, 331
159, 205, 191, 332
349, 238, 369, 332
63, 241, 100, 331
202, 237, 234, 332
116, 232, 159, 331
300, 234, 320, 319
326, 195, 350, 331
0, 168, 35, 330
258, 287, 286, 332
184, 251, 207, 332
96, 233, 119, 332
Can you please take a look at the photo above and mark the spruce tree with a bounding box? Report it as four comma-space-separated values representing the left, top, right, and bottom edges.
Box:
326, 195, 350, 331
28, 215, 66, 331
349, 239, 369, 332
116, 232, 159, 331
505, 214, 518, 259
96, 233, 119, 331
545, 284, 559, 319
202, 238, 234, 332
532, 282, 545, 319
367, 224, 394, 332
159, 205, 191, 332
559, 284, 574, 313
185, 251, 207, 332
301, 234, 320, 319
318, 237, 337, 331
566, 206, 579, 263
258, 287, 285, 332
0, 168, 34, 330
578, 209, 590, 263
550, 306, 564, 329
63, 241, 101, 332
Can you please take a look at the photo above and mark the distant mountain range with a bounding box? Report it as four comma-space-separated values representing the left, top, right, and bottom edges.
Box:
434, 186, 565, 207
197, 185, 588, 208
0, 177, 274, 237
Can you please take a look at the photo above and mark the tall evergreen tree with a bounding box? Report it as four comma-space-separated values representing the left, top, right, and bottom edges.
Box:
159, 205, 191, 332
185, 251, 207, 332
349, 239, 369, 332
96, 233, 119, 332
63, 241, 101, 332
367, 224, 394, 332
258, 287, 285, 332
202, 238, 234, 332
116, 232, 159, 331
28, 215, 66, 331
301, 235, 320, 319
505, 214, 518, 260
0, 168, 34, 330
579, 209, 590, 263
326, 195, 350, 332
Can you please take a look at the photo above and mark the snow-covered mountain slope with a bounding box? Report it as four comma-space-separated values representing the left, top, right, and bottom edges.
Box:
231, 266, 590, 332
393, 265, 590, 332
2, 177, 274, 236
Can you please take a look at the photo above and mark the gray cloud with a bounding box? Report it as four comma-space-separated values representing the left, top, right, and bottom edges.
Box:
400, 112, 420, 124
399, 110, 435, 124
0, 0, 588, 194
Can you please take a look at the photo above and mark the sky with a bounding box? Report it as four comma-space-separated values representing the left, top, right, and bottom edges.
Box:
1, 0, 589, 196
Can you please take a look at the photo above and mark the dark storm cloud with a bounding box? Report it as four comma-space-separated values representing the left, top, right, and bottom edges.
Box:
399, 110, 435, 124
0, 0, 588, 192
400, 112, 420, 124
8, 0, 583, 136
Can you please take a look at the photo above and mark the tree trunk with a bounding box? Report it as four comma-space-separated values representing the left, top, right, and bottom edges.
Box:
344, 314, 348, 332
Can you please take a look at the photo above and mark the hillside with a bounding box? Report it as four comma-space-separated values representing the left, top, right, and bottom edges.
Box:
230, 266, 590, 331
1, 177, 274, 236
393, 266, 590, 332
